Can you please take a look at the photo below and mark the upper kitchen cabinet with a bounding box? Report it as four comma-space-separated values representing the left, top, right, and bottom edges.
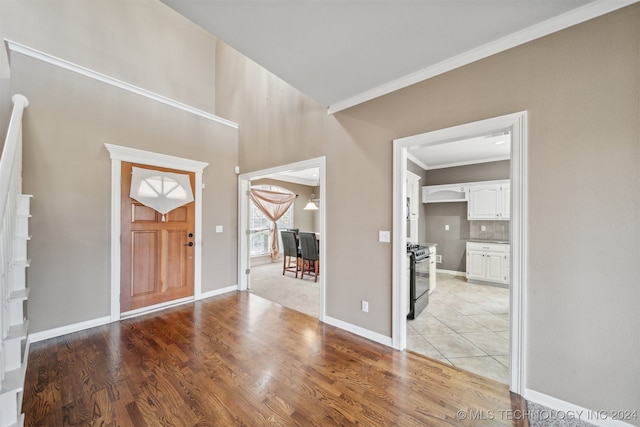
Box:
467, 180, 510, 220
406, 171, 421, 243
406, 171, 421, 220
421, 183, 468, 203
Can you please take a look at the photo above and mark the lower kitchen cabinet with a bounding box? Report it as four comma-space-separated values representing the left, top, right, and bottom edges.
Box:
466, 242, 510, 285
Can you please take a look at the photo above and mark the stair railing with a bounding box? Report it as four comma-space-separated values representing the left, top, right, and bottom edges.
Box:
0, 94, 29, 390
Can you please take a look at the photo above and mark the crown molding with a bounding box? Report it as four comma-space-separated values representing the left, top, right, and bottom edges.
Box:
4, 39, 238, 129
328, 0, 638, 114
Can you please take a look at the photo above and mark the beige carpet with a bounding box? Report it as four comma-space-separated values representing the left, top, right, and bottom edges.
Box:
249, 261, 320, 318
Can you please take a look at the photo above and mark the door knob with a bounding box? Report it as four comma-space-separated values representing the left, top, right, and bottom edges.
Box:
185, 242, 194, 247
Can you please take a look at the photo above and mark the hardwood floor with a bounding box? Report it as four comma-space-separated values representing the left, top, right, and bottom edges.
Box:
23, 292, 528, 426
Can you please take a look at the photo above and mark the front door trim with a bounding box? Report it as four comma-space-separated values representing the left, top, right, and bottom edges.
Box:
105, 143, 208, 322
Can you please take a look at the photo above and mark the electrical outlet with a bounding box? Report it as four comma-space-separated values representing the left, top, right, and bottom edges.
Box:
436, 254, 442, 263
481, 225, 486, 232
361, 300, 369, 312
445, 224, 450, 231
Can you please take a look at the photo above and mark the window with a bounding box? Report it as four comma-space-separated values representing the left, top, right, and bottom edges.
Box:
249, 185, 294, 256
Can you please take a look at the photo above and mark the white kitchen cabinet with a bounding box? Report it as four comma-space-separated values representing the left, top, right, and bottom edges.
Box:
422, 183, 468, 203
467, 180, 510, 220
427, 244, 437, 293
406, 171, 421, 243
466, 242, 510, 285
406, 171, 420, 219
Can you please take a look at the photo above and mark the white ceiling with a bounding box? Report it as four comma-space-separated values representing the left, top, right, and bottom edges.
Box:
408, 133, 511, 170
159, 0, 633, 112
255, 167, 320, 187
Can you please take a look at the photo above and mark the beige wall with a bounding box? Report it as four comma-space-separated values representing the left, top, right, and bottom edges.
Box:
217, 5, 639, 421
3, 1, 238, 333
0, 0, 217, 113
1, 0, 638, 420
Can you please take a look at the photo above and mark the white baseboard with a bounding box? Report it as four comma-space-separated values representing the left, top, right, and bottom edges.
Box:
29, 315, 112, 343
525, 389, 636, 427
437, 269, 466, 277
29, 287, 237, 343
198, 285, 237, 300
323, 315, 393, 347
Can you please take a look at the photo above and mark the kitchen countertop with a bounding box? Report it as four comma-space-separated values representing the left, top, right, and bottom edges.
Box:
467, 239, 509, 244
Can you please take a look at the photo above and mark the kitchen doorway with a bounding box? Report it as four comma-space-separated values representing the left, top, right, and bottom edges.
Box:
238, 157, 326, 321
392, 112, 527, 394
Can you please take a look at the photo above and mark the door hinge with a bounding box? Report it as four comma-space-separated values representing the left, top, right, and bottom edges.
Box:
245, 269, 251, 275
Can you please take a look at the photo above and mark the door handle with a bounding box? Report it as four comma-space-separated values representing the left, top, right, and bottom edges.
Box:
185, 242, 194, 247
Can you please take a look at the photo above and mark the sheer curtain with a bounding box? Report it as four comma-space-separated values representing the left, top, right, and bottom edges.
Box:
249, 187, 295, 259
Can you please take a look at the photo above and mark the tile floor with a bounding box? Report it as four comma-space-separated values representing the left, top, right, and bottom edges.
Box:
407, 273, 510, 384
249, 262, 510, 384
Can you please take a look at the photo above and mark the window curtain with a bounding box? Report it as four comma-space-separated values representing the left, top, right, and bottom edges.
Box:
249, 187, 295, 259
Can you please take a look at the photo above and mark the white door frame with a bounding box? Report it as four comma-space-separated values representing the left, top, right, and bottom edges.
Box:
238, 157, 327, 322
105, 143, 209, 321
391, 112, 528, 395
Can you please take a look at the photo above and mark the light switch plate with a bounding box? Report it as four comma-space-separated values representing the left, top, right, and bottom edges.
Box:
378, 231, 390, 242
215, 225, 223, 233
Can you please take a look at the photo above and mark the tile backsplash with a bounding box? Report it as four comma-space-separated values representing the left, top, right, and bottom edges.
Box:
470, 220, 510, 241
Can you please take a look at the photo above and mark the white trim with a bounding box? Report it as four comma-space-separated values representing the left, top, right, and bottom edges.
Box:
104, 143, 209, 172
436, 269, 466, 277
323, 316, 393, 347
121, 296, 193, 319
197, 285, 237, 300
238, 157, 326, 322
29, 316, 112, 343
425, 155, 511, 171
28, 287, 236, 343
525, 389, 637, 427
4, 39, 238, 129
405, 152, 428, 171
328, 0, 638, 113
392, 111, 528, 396
104, 143, 208, 322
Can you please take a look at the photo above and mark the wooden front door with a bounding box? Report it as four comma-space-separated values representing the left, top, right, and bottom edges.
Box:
120, 162, 195, 313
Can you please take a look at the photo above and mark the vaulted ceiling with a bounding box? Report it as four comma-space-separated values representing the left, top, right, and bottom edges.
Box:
160, 0, 634, 113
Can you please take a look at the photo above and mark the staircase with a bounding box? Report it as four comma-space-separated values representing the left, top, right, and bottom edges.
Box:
0, 94, 31, 427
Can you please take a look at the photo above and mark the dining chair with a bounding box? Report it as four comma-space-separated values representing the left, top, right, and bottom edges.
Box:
298, 232, 319, 282
281, 230, 301, 277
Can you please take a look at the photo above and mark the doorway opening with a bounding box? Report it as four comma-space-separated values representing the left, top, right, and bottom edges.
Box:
392, 112, 527, 394
238, 157, 326, 321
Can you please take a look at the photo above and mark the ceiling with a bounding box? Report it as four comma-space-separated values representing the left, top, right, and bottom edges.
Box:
408, 133, 510, 170
159, 0, 633, 113
254, 168, 320, 187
